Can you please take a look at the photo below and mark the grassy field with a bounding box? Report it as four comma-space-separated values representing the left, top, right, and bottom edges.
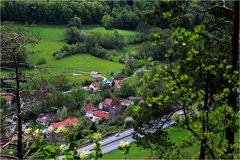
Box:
83, 25, 138, 37
104, 143, 154, 159
104, 127, 198, 159
9, 24, 138, 82
1, 24, 141, 82
104, 122, 240, 159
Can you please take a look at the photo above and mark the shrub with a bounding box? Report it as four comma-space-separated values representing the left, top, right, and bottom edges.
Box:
74, 42, 87, 53
101, 31, 125, 49
114, 10, 140, 30
68, 16, 82, 29
89, 44, 107, 58
65, 27, 85, 44
136, 22, 151, 32
101, 15, 114, 29
53, 45, 75, 59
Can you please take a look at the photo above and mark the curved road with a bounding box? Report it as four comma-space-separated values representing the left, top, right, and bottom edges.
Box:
58, 112, 181, 159
58, 129, 134, 159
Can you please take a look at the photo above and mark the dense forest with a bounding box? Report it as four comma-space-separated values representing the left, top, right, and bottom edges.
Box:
1, 0, 239, 159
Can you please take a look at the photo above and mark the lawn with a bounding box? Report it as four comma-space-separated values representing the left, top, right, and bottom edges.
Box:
104, 127, 197, 159
103, 143, 153, 160
105, 123, 240, 159
2, 24, 141, 83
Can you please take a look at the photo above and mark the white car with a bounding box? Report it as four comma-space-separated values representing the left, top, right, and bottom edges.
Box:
115, 133, 120, 137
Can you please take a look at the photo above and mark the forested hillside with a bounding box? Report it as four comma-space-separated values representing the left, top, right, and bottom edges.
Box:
1, 0, 239, 160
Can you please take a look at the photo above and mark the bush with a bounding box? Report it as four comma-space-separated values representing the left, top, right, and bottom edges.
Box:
101, 15, 114, 29
36, 58, 46, 65
84, 32, 102, 51
68, 16, 82, 29
114, 10, 140, 30
65, 27, 85, 44
74, 42, 87, 53
136, 22, 151, 32
53, 45, 75, 59
89, 44, 107, 58
101, 31, 125, 49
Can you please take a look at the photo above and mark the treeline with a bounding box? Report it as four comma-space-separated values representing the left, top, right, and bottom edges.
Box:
1, 1, 106, 24
1, 0, 158, 30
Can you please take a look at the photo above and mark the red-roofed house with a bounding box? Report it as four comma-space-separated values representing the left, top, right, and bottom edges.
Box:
92, 110, 109, 123
113, 76, 124, 89
89, 82, 101, 92
81, 103, 96, 117
36, 114, 59, 126
4, 95, 14, 105
99, 98, 113, 110
114, 75, 124, 81
98, 98, 124, 122
48, 118, 78, 130
90, 71, 101, 78
114, 80, 122, 89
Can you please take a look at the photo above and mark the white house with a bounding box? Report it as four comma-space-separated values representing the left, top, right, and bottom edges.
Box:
81, 103, 96, 118
89, 82, 101, 92
92, 110, 109, 123
120, 99, 134, 107
90, 71, 102, 78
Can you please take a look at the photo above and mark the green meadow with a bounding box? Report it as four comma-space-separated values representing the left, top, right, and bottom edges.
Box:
104, 127, 197, 159
83, 25, 138, 37
5, 24, 140, 83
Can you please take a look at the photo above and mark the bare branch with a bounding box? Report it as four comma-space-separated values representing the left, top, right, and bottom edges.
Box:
1, 140, 13, 148
0, 93, 16, 97
0, 66, 15, 71
0, 154, 18, 159
1, 112, 16, 122
23, 148, 32, 159
158, 106, 184, 130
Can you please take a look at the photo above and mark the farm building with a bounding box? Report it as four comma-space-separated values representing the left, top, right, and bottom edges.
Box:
90, 71, 101, 78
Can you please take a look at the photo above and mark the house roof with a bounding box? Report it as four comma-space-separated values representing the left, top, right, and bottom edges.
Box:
114, 75, 124, 80
111, 99, 121, 106
91, 82, 101, 88
93, 110, 109, 118
51, 118, 78, 129
121, 99, 134, 106
101, 98, 113, 106
83, 103, 95, 111
36, 117, 48, 123
4, 95, 13, 102
139, 99, 145, 104
114, 80, 122, 88
90, 71, 100, 75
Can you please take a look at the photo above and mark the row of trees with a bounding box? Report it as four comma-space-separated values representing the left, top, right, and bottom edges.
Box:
1, 1, 107, 25
1, 0, 158, 30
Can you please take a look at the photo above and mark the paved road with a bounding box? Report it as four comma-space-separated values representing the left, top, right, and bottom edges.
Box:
58, 110, 184, 159
76, 129, 134, 154
58, 129, 134, 159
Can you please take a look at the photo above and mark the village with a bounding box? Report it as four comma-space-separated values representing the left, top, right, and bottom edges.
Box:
1, 70, 142, 143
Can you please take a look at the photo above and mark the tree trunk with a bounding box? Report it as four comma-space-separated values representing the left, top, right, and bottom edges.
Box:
225, 0, 239, 158
199, 76, 209, 159
12, 52, 23, 160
